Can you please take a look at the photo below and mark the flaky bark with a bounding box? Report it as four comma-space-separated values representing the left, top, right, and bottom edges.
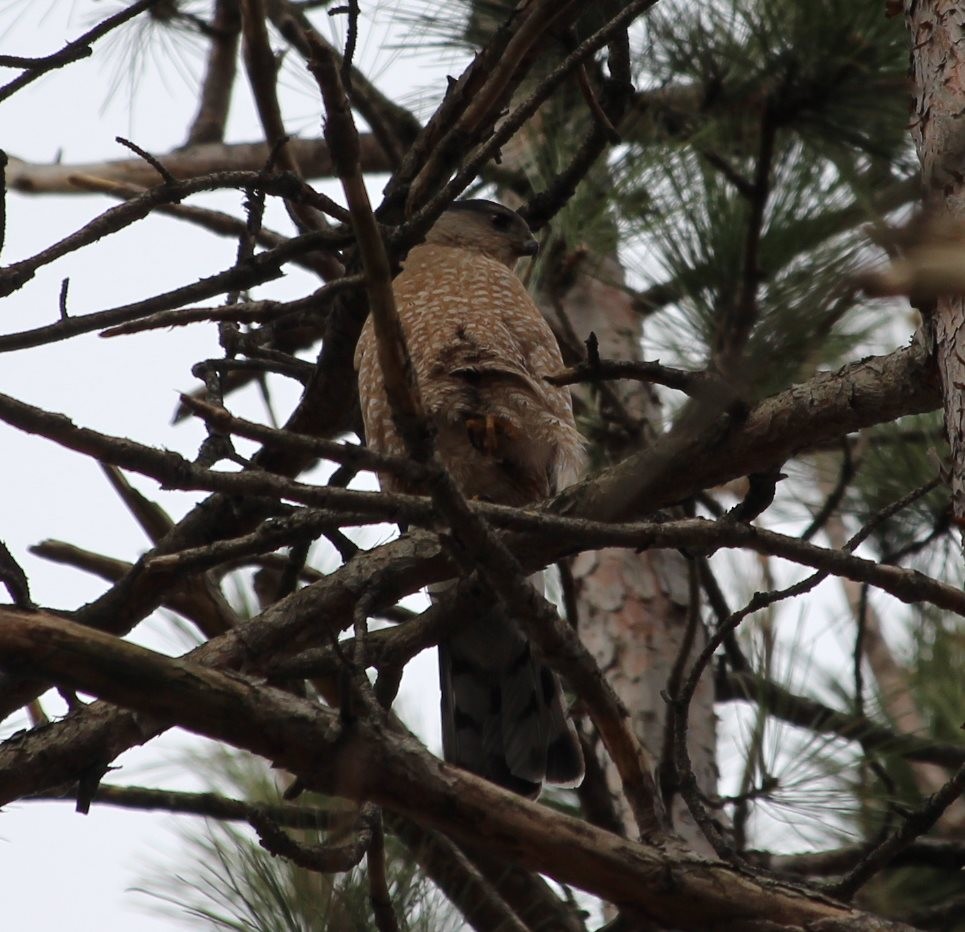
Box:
559, 341, 940, 522
560, 259, 718, 855
905, 1, 965, 523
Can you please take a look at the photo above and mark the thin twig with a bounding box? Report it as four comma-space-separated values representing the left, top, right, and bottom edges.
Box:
58, 278, 70, 320
828, 763, 965, 899
717, 669, 964, 769
659, 559, 701, 809
329, 0, 360, 93
801, 441, 855, 541
272, 2, 418, 170
0, 0, 158, 103
307, 38, 429, 455
0, 149, 6, 259
393, 0, 663, 244
713, 105, 776, 371
696, 556, 748, 671
549, 296, 643, 442
399, 0, 585, 211
34, 782, 348, 829
547, 355, 718, 397
0, 168, 346, 301
669, 477, 944, 859
114, 137, 176, 185
750, 838, 965, 876
388, 814, 531, 932
249, 805, 374, 873
1, 228, 351, 352
68, 173, 337, 275
241, 0, 297, 174
350, 582, 386, 712
698, 148, 754, 199
101, 275, 362, 337
266, 582, 476, 682
854, 582, 869, 719
180, 393, 425, 483
575, 62, 620, 143
194, 354, 315, 384
100, 463, 173, 543
241, 0, 345, 281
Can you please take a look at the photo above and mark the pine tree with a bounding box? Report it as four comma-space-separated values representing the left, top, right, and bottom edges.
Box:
0, 1, 961, 930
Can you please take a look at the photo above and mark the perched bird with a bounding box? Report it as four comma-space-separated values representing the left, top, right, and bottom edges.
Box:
354, 199, 585, 796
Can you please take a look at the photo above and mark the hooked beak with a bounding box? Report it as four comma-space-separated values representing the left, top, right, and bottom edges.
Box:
518, 237, 540, 257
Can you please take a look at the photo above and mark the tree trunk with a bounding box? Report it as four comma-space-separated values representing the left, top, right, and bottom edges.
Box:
905, 1, 965, 524
556, 256, 719, 855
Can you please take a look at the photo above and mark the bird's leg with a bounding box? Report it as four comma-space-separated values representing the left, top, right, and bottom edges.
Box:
465, 414, 498, 455
465, 414, 519, 456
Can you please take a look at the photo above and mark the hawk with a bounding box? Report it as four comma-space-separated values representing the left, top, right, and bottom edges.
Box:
354, 199, 585, 796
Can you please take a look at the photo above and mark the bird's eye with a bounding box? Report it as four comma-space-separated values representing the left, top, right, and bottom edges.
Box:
490, 212, 512, 230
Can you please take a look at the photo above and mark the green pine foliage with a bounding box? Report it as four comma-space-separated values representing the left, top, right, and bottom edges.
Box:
844, 413, 952, 576
619, 0, 910, 384
139, 750, 457, 932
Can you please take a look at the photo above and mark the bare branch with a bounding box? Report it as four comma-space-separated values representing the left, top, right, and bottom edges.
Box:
0, 0, 158, 103
241, 0, 298, 176
30, 537, 237, 639
0, 149, 7, 259
717, 669, 965, 770
0, 227, 350, 352
713, 105, 776, 371
547, 356, 722, 397
0, 608, 917, 931
829, 763, 965, 899
249, 805, 373, 873
0, 169, 346, 303
557, 342, 939, 523
33, 782, 346, 830
69, 174, 335, 276
114, 136, 177, 185
5, 137, 394, 193
185, 0, 242, 146
756, 838, 965, 877
389, 816, 531, 932
396, 0, 664, 240
268, 0, 421, 169
100, 276, 360, 337
179, 394, 425, 483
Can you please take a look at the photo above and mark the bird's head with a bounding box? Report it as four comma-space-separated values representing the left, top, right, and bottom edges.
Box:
425, 199, 540, 268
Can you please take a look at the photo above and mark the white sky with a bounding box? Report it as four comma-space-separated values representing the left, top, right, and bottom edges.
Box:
0, 3, 925, 930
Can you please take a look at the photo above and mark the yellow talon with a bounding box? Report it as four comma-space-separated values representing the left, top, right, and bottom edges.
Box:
466, 414, 504, 455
